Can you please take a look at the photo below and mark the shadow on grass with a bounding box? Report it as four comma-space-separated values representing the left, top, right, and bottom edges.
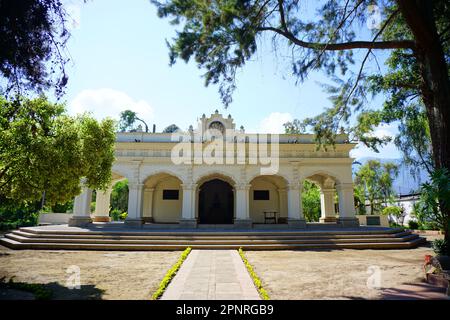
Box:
0, 277, 105, 300
343, 280, 447, 300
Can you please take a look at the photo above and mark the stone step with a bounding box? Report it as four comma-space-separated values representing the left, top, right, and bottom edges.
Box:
4, 232, 419, 245
11, 229, 412, 240
18, 226, 401, 237
0, 236, 426, 251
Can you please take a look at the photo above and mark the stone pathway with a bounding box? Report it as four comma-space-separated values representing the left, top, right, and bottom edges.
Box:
161, 250, 261, 300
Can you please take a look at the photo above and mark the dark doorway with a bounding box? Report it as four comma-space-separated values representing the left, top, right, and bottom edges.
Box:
198, 179, 234, 224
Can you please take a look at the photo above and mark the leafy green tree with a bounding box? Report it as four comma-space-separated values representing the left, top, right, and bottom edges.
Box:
163, 124, 180, 133
355, 160, 398, 214
419, 168, 450, 238
0, 95, 116, 206
119, 110, 149, 132
379, 162, 399, 206
382, 205, 406, 226
152, 0, 450, 239
353, 184, 367, 215
301, 180, 321, 222
0, 0, 72, 97
110, 179, 129, 214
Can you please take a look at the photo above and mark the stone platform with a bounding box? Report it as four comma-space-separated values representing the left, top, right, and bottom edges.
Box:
0, 223, 426, 251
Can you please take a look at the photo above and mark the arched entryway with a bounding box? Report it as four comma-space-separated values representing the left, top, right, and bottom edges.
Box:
198, 179, 234, 224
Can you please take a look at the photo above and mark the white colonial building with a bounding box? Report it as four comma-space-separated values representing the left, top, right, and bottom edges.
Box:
69, 111, 359, 228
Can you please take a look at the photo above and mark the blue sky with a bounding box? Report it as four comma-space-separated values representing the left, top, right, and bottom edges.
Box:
62, 0, 401, 160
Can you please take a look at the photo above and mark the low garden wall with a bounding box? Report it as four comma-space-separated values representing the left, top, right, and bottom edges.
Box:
38, 213, 73, 225
356, 215, 389, 227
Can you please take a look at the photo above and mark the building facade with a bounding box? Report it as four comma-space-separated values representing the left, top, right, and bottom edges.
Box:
69, 111, 359, 228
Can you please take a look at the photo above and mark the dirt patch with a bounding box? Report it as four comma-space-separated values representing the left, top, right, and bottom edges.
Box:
0, 245, 180, 300
245, 237, 443, 300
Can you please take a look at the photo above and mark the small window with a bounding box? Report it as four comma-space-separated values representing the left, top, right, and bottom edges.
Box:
254, 190, 270, 200
163, 189, 179, 200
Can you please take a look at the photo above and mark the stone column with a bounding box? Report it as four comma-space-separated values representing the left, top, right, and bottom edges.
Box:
180, 183, 197, 227
319, 188, 337, 223
336, 183, 359, 227
143, 188, 154, 223
93, 187, 112, 222
125, 182, 144, 227
277, 188, 288, 219
69, 182, 93, 227
287, 182, 306, 228
234, 183, 252, 228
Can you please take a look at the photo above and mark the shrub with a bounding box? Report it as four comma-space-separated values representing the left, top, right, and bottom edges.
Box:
110, 209, 121, 221
119, 212, 128, 220
0, 277, 52, 300
408, 220, 419, 230
432, 239, 450, 256
382, 206, 406, 226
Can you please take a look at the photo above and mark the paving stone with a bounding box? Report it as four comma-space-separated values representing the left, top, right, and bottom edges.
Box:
161, 250, 260, 300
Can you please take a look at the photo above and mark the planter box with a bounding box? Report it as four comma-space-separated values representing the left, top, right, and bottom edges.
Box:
356, 215, 389, 227
38, 213, 74, 225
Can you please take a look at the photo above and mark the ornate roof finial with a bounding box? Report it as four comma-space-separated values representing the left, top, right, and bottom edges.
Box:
215, 109, 219, 114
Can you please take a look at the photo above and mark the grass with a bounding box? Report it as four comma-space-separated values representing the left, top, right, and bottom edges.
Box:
0, 277, 52, 300
151, 247, 192, 300
238, 248, 270, 300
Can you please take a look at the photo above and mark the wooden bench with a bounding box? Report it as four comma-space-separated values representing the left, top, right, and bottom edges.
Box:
263, 211, 278, 224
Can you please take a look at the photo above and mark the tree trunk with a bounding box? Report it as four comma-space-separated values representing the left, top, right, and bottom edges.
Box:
398, 0, 450, 241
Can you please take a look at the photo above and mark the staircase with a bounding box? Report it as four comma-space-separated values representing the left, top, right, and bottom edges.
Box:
0, 226, 426, 251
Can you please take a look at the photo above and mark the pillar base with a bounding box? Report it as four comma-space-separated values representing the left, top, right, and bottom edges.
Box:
288, 218, 307, 229
142, 217, 154, 223
233, 219, 253, 229
338, 217, 360, 227
124, 218, 144, 227
319, 216, 338, 223
68, 216, 92, 227
93, 216, 111, 222
179, 219, 197, 228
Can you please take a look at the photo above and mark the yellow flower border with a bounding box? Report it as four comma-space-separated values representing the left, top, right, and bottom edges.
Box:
151, 247, 192, 300
238, 248, 270, 300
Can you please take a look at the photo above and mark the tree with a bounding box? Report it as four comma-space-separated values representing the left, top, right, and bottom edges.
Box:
379, 162, 399, 206
110, 179, 129, 214
355, 160, 398, 214
163, 124, 180, 133
301, 180, 321, 222
0, 95, 116, 206
419, 168, 450, 238
382, 205, 406, 226
152, 0, 450, 240
119, 110, 149, 132
0, 0, 73, 97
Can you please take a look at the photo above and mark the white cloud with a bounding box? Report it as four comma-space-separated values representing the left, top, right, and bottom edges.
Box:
69, 88, 154, 123
258, 112, 293, 133
350, 123, 401, 160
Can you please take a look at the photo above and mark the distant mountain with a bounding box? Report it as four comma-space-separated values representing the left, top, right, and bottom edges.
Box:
352, 157, 430, 195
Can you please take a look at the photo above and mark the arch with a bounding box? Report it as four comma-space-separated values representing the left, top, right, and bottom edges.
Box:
246, 172, 291, 186
143, 172, 183, 223
198, 178, 234, 224
141, 169, 184, 185
194, 171, 237, 186
300, 170, 340, 223
249, 175, 288, 223
300, 169, 343, 187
